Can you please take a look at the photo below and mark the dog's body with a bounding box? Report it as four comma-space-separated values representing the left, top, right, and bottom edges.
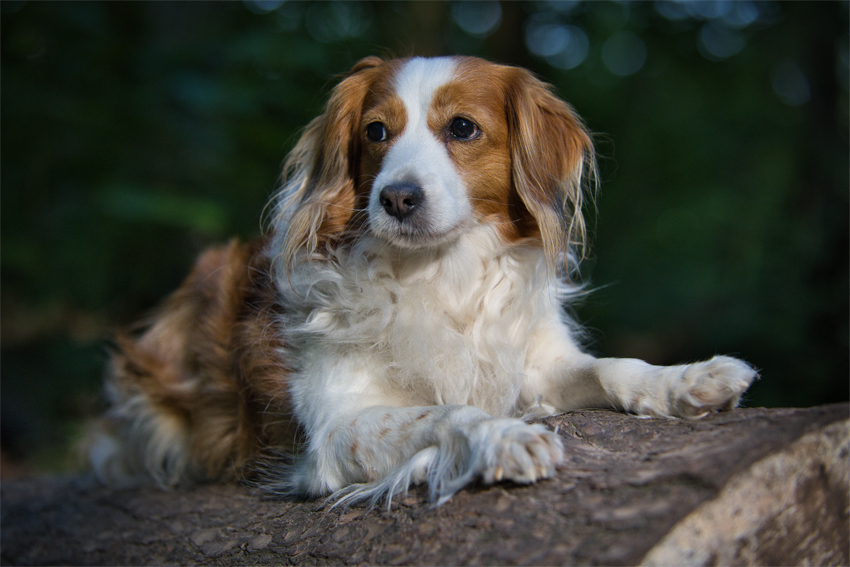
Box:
89, 56, 756, 505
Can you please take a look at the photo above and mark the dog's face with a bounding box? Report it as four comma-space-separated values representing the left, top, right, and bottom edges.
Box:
359, 57, 511, 248
276, 56, 595, 268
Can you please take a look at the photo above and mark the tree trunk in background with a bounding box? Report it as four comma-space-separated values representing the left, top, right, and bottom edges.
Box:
2, 405, 847, 566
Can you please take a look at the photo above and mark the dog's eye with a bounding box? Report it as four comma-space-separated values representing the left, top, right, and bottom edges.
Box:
449, 117, 479, 140
366, 122, 388, 142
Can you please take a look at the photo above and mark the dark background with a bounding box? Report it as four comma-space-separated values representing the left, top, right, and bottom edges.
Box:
2, 1, 847, 476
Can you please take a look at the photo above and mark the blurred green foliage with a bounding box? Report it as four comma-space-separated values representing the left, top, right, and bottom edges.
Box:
2, 1, 847, 474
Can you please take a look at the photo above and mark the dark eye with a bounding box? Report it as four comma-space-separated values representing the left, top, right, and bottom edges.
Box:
449, 117, 479, 139
366, 122, 388, 142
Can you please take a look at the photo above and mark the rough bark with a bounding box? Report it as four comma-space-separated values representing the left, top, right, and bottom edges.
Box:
2, 405, 847, 566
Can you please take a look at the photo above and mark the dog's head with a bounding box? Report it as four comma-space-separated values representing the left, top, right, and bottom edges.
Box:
272, 56, 595, 271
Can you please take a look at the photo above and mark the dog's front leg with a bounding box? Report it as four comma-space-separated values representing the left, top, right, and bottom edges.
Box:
283, 357, 563, 505
540, 351, 758, 419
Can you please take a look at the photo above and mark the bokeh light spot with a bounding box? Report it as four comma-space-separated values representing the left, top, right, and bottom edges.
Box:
771, 61, 811, 106
698, 22, 746, 61
525, 14, 589, 70
243, 0, 285, 15
451, 1, 502, 38
601, 31, 647, 76
304, 1, 371, 43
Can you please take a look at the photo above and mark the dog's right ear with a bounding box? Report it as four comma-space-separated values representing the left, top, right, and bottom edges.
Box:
269, 56, 384, 271
504, 66, 596, 274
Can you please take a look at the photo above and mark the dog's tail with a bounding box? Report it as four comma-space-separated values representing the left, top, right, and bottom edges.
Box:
84, 238, 298, 489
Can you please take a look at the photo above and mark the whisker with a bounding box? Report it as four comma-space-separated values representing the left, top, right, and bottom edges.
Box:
467, 196, 511, 206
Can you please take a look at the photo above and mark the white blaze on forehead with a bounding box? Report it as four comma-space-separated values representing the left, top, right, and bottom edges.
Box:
392, 57, 458, 123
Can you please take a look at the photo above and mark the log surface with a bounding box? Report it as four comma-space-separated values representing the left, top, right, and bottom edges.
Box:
2, 405, 848, 566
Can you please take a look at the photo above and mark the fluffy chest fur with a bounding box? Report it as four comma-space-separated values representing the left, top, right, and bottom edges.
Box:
279, 226, 572, 418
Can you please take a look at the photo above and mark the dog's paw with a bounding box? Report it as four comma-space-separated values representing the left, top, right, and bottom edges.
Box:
672, 356, 758, 418
472, 420, 564, 485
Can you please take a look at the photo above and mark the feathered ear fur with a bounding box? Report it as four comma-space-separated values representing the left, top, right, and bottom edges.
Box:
270, 56, 384, 271
504, 68, 597, 272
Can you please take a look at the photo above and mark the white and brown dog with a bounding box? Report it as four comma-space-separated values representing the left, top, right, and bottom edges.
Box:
89, 56, 756, 506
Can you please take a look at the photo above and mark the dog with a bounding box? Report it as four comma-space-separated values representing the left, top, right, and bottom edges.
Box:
88, 56, 757, 506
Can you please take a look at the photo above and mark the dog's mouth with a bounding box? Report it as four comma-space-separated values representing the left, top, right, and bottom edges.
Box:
368, 179, 470, 249
370, 213, 467, 250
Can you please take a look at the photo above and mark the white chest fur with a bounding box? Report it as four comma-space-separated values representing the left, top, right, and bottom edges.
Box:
277, 226, 577, 417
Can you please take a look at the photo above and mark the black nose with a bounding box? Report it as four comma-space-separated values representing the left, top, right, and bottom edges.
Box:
379, 183, 423, 221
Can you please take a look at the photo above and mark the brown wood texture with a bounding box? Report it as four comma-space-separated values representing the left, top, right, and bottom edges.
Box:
2, 405, 847, 566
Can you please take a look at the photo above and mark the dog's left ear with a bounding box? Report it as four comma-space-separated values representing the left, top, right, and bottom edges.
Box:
505, 68, 596, 272
271, 57, 384, 273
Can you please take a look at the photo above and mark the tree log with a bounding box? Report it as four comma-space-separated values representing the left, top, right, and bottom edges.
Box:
2, 405, 847, 566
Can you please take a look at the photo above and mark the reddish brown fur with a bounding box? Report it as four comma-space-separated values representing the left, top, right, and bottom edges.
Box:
103, 238, 297, 481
